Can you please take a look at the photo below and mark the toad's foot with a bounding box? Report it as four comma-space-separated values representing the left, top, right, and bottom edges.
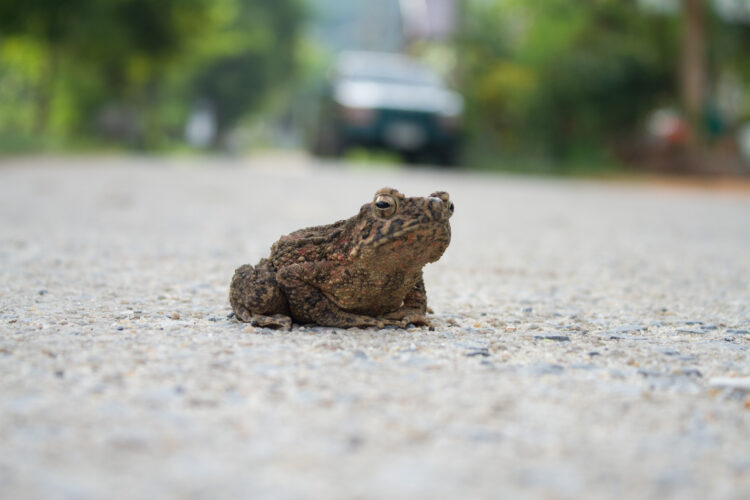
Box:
382, 308, 430, 327
251, 314, 293, 330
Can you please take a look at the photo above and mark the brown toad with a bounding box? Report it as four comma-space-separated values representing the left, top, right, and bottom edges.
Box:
229, 187, 453, 329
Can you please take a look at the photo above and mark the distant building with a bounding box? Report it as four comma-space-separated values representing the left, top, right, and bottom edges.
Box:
399, 0, 458, 42
306, 0, 403, 52
306, 0, 458, 53
638, 0, 750, 22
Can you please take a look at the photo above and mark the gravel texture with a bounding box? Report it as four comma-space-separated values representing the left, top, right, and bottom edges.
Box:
1, 154, 749, 500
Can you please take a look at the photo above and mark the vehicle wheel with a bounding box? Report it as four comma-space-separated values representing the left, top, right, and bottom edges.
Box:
400, 150, 422, 165
434, 145, 459, 167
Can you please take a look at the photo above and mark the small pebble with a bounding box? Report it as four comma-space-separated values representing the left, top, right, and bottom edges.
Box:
170, 312, 180, 320
678, 355, 698, 361
534, 335, 570, 342
677, 328, 705, 334
570, 363, 597, 370
528, 363, 564, 375
605, 324, 647, 335
466, 349, 490, 357
708, 377, 750, 392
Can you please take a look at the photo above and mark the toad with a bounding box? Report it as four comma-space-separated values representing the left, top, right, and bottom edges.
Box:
229, 187, 453, 329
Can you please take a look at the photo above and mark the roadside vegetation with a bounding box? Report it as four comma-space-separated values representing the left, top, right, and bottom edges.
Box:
458, 0, 750, 174
1, 0, 748, 174
0, 0, 305, 151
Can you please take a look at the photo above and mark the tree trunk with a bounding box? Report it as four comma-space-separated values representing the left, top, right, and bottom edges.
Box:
681, 0, 706, 149
34, 46, 59, 135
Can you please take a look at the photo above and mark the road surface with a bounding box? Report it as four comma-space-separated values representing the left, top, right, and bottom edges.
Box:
1, 154, 749, 499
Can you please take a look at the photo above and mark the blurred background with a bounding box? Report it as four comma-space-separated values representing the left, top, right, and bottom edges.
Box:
1, 0, 749, 175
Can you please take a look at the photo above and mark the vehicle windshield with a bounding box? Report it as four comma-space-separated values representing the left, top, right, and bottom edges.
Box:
335, 52, 441, 87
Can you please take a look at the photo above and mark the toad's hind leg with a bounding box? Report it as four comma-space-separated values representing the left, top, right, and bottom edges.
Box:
229, 260, 292, 329
277, 262, 403, 329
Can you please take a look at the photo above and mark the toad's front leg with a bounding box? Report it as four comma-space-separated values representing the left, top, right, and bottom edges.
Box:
382, 276, 430, 326
277, 262, 405, 328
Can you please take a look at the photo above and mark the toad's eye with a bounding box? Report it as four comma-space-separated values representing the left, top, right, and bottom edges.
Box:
373, 194, 397, 218
448, 202, 454, 213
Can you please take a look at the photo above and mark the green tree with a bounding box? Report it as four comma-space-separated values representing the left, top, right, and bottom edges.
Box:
188, 0, 306, 146
0, 0, 93, 133
461, 0, 678, 165
0, 0, 305, 150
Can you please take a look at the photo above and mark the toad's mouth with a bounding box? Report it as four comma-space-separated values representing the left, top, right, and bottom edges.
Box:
350, 220, 450, 258
370, 220, 449, 248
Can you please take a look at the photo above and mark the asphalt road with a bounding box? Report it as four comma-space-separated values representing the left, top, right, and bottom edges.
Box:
1, 154, 749, 500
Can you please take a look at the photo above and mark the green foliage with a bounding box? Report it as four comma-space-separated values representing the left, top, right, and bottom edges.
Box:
190, 0, 306, 138
0, 0, 305, 151
461, 0, 679, 165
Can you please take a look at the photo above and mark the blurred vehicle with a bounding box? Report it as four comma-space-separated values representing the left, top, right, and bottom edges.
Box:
309, 51, 463, 165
